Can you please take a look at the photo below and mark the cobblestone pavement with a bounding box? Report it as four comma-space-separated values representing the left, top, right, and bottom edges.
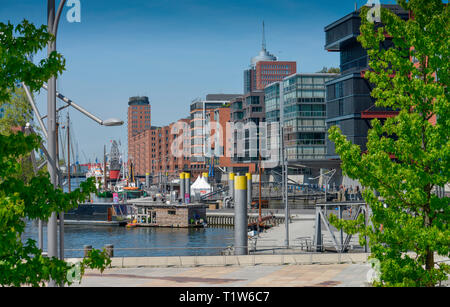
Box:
71, 263, 371, 287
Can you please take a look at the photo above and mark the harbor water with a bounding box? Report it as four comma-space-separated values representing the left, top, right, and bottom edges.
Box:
23, 221, 234, 258
22, 177, 235, 258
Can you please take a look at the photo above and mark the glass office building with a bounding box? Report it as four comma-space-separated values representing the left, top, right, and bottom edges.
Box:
264, 73, 337, 163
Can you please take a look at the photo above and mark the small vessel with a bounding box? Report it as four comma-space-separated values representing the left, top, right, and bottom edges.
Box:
86, 165, 105, 189
126, 219, 138, 228
123, 186, 139, 191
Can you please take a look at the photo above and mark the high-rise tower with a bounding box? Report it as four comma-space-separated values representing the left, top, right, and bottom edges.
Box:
127, 96, 151, 164
244, 22, 296, 93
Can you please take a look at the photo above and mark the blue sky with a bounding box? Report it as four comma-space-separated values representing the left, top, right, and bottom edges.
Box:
0, 0, 398, 162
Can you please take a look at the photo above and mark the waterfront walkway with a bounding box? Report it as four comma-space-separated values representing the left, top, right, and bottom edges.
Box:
72, 263, 371, 287
251, 213, 361, 252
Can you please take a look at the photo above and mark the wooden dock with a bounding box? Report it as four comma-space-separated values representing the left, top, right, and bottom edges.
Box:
206, 212, 285, 227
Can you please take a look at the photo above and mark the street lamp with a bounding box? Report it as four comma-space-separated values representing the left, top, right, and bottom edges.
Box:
46, 1, 65, 287
21, 0, 123, 287
41, 84, 124, 127
23, 83, 125, 131
103, 118, 124, 127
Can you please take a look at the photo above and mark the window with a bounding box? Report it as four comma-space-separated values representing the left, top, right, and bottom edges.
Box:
335, 82, 343, 98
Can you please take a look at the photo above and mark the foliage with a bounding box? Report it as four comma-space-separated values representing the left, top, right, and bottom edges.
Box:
0, 86, 40, 183
0, 87, 33, 134
317, 66, 341, 74
0, 20, 65, 102
328, 0, 449, 287
96, 190, 113, 198
0, 20, 111, 287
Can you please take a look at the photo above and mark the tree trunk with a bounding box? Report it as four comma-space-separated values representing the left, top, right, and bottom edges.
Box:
424, 196, 435, 287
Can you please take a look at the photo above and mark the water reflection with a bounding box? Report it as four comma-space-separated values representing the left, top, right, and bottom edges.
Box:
25, 177, 235, 258
23, 220, 234, 258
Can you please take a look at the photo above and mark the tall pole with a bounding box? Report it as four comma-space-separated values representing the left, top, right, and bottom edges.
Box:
258, 157, 262, 220
283, 131, 289, 248
67, 112, 71, 193
179, 172, 185, 203
229, 173, 235, 200
234, 175, 248, 255
47, 0, 58, 287
280, 82, 289, 248
56, 120, 65, 263
185, 172, 191, 204
104, 145, 107, 191
258, 155, 262, 234
246, 173, 252, 209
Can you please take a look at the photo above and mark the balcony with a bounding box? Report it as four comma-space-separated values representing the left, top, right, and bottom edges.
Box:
324, 13, 361, 52
284, 111, 326, 119
286, 139, 325, 146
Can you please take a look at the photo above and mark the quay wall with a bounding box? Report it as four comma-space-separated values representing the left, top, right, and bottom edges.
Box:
67, 253, 371, 268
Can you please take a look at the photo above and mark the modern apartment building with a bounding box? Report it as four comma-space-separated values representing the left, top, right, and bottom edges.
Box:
264, 73, 337, 165
233, 23, 297, 172
190, 94, 241, 177
324, 4, 409, 158
283, 73, 338, 161
230, 91, 265, 166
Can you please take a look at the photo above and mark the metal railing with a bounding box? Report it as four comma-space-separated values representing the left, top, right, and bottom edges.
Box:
47, 242, 367, 259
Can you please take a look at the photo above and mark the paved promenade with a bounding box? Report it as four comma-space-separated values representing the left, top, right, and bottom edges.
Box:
72, 263, 371, 287
69, 213, 372, 287
67, 214, 447, 287
252, 213, 361, 252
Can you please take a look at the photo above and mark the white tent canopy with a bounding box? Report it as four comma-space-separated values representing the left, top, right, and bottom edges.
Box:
190, 175, 212, 196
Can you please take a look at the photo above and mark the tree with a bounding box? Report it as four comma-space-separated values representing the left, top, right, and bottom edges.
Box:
0, 88, 33, 134
317, 66, 341, 74
328, 0, 449, 287
0, 20, 111, 287
0, 87, 40, 183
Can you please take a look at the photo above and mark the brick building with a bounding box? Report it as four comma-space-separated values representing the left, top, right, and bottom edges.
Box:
127, 96, 151, 162
129, 118, 191, 179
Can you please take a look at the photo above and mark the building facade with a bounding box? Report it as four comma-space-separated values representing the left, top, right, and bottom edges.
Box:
255, 61, 297, 90
230, 91, 265, 166
189, 95, 242, 178
324, 5, 409, 158
233, 23, 297, 172
127, 96, 151, 162
282, 73, 337, 161
244, 23, 296, 94
264, 73, 337, 165
129, 119, 191, 179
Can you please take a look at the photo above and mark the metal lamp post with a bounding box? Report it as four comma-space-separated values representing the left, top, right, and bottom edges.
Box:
30, 0, 124, 286
46, 1, 65, 287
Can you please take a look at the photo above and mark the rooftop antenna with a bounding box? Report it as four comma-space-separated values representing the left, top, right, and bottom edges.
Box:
355, 2, 358, 12
262, 21, 266, 51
